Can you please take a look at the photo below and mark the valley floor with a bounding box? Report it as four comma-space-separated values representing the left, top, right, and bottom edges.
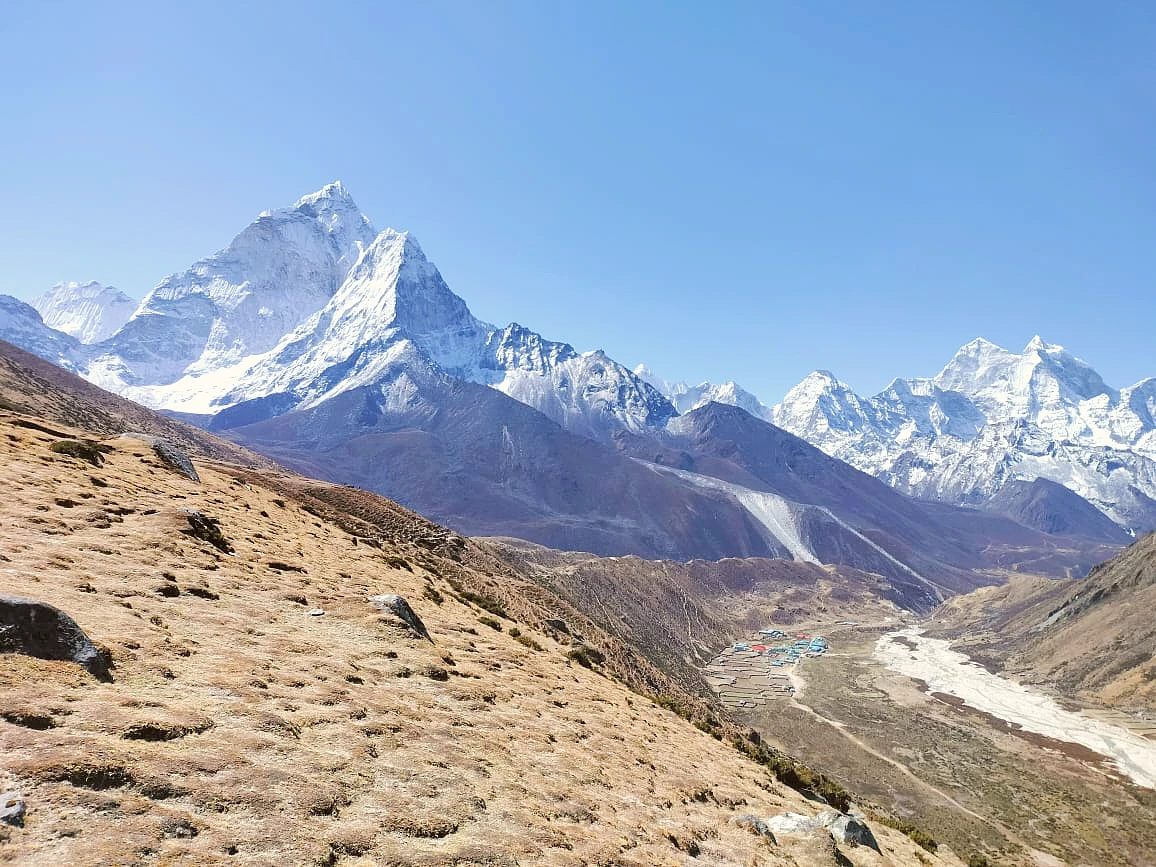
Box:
710, 622, 1156, 866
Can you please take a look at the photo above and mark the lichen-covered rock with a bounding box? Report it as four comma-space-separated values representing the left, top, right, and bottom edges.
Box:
0, 595, 112, 680
49, 438, 112, 466
368, 594, 431, 642
765, 812, 825, 836
765, 810, 880, 852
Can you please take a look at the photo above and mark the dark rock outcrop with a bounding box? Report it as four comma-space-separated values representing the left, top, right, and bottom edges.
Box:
180, 510, 232, 553
827, 812, 880, 851
0, 595, 112, 680
369, 594, 431, 642
121, 432, 200, 482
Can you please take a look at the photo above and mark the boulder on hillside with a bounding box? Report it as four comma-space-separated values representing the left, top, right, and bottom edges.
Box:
0, 595, 112, 680
828, 812, 880, 851
369, 595, 432, 642
0, 792, 25, 827
118, 432, 199, 482
765, 812, 825, 836
764, 810, 879, 852
180, 509, 233, 553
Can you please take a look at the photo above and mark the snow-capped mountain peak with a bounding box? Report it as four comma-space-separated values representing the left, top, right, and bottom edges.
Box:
319, 229, 477, 342
935, 337, 1112, 419
772, 370, 876, 438
294, 180, 356, 208
28, 281, 136, 344
79, 183, 381, 391
632, 364, 774, 422
774, 337, 1156, 534
1, 184, 679, 443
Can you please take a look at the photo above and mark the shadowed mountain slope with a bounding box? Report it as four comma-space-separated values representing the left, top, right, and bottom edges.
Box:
222, 376, 781, 563
626, 403, 1120, 594
984, 477, 1132, 544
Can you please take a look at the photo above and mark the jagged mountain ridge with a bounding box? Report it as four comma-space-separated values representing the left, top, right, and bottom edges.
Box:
0, 296, 80, 371
772, 338, 1156, 535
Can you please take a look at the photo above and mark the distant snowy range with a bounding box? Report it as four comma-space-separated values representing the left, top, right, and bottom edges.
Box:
2, 182, 1150, 607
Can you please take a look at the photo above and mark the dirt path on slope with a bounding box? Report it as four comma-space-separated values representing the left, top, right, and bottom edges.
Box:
788, 672, 1063, 866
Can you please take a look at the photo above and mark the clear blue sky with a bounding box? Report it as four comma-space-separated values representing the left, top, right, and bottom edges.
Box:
2, 1, 1153, 400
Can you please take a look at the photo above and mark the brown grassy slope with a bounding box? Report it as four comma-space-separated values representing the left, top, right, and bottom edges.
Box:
220, 470, 732, 731
0, 339, 272, 468
0, 411, 963, 866
930, 532, 1156, 710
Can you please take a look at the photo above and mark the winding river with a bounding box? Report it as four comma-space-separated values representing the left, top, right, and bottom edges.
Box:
874, 627, 1156, 790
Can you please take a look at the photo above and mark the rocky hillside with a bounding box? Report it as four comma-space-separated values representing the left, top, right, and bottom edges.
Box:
931, 532, 1156, 710
0, 359, 961, 864
0, 340, 271, 470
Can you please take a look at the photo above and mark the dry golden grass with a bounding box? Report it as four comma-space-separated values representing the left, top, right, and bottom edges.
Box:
0, 411, 962, 866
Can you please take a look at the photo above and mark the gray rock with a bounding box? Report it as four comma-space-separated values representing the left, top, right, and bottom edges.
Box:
368, 594, 431, 642
828, 813, 880, 851
160, 817, 199, 838
0, 792, 24, 827
120, 432, 199, 482
308, 609, 325, 617
765, 810, 879, 853
180, 509, 233, 554
0, 595, 112, 680
730, 813, 777, 844
765, 812, 825, 836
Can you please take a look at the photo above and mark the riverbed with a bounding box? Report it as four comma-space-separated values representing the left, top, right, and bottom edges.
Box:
874, 627, 1156, 790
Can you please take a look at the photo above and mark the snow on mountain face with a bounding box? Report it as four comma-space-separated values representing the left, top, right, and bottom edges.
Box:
0, 296, 80, 370
184, 224, 671, 437
633, 365, 774, 422
1, 183, 672, 441
29, 281, 135, 344
774, 338, 1156, 533
491, 347, 675, 440
86, 181, 379, 390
